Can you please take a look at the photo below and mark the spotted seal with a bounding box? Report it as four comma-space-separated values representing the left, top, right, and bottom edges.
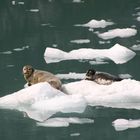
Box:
22, 65, 62, 90
85, 69, 122, 85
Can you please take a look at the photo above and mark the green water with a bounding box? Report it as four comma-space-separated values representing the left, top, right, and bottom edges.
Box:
0, 0, 140, 139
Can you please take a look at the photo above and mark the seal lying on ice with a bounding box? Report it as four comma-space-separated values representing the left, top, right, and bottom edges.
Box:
85, 69, 122, 85
23, 65, 62, 90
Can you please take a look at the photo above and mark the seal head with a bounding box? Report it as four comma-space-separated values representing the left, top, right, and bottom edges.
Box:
23, 65, 34, 79
85, 69, 96, 80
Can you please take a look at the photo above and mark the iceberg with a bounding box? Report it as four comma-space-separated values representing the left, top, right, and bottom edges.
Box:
44, 44, 136, 64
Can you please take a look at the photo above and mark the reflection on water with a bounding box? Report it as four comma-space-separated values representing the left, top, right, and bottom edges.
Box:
0, 0, 140, 140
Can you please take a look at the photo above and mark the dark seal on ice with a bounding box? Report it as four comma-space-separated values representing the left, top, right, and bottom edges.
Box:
85, 69, 123, 85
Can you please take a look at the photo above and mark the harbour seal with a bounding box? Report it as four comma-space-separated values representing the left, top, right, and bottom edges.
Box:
22, 65, 62, 90
85, 69, 123, 85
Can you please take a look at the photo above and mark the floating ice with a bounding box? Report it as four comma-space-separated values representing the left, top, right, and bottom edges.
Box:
13, 46, 29, 52
137, 17, 140, 21
37, 117, 94, 127
130, 44, 140, 51
135, 7, 140, 10
62, 79, 140, 110
18, 2, 24, 5
0, 82, 87, 122
0, 51, 12, 54
28, 9, 39, 12
0, 78, 140, 124
119, 74, 132, 79
89, 58, 109, 65
12, 1, 16, 5
75, 19, 114, 28
44, 44, 136, 64
6, 65, 15, 68
70, 133, 80, 137
70, 39, 90, 44
72, 0, 84, 3
98, 28, 137, 40
112, 119, 140, 131
99, 40, 111, 44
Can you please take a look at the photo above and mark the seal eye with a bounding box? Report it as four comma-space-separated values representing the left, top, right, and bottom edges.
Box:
28, 68, 31, 71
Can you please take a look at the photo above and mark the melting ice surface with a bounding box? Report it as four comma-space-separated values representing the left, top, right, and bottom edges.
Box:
0, 79, 140, 126
44, 44, 136, 64
112, 119, 140, 131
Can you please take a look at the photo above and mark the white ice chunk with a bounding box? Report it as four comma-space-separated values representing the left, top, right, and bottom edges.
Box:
28, 9, 39, 12
113, 119, 140, 131
70, 39, 90, 44
62, 79, 140, 110
75, 19, 114, 28
98, 28, 137, 40
72, 0, 84, 3
37, 117, 94, 127
44, 44, 136, 64
0, 51, 12, 54
137, 17, 140, 21
130, 44, 140, 51
0, 82, 86, 122
119, 74, 132, 79
0, 78, 140, 122
89, 58, 109, 65
70, 133, 80, 136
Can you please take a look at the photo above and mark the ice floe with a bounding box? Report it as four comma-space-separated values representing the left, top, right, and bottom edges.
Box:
98, 28, 137, 40
18, 2, 24, 5
118, 74, 132, 79
136, 17, 140, 21
0, 78, 140, 123
0, 51, 12, 55
37, 117, 94, 127
70, 39, 90, 44
0, 82, 87, 122
99, 40, 111, 44
13, 46, 30, 52
0, 46, 29, 54
130, 44, 140, 51
62, 79, 140, 109
75, 19, 114, 28
27, 9, 39, 12
72, 0, 84, 3
44, 44, 136, 64
112, 119, 140, 131
70, 133, 80, 137
89, 58, 109, 65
